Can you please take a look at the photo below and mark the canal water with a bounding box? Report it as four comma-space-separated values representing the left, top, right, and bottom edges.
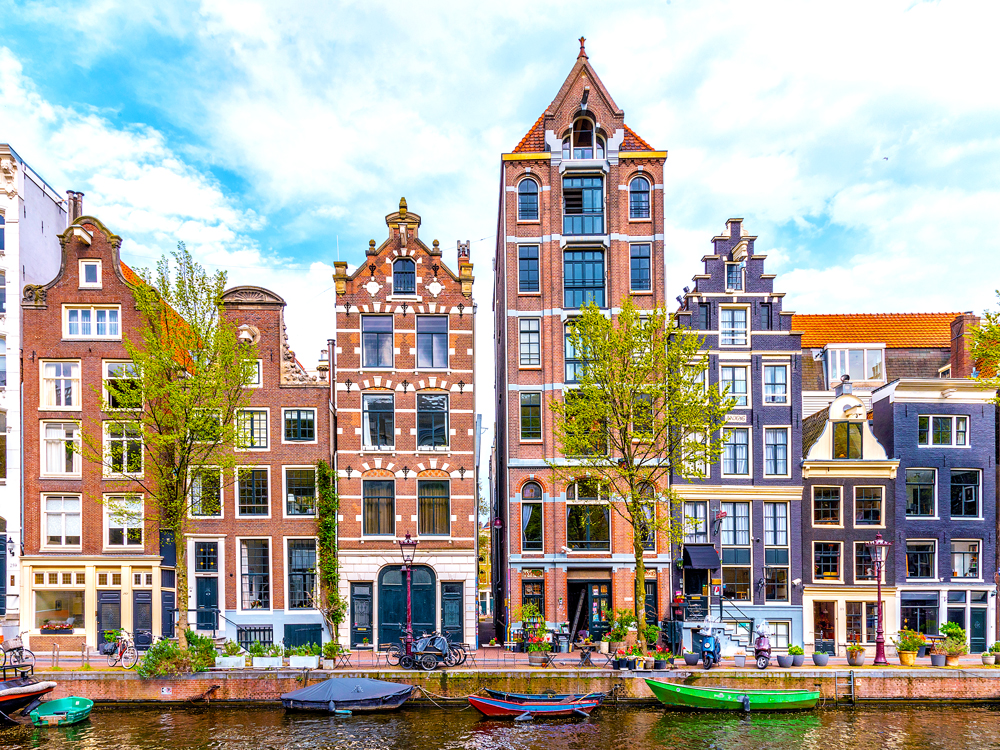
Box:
2, 704, 1000, 749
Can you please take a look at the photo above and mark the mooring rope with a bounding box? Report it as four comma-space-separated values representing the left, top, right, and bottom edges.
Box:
415, 685, 486, 709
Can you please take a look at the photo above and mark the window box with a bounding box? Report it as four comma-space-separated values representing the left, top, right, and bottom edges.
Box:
251, 656, 283, 670
215, 655, 246, 669
289, 655, 319, 669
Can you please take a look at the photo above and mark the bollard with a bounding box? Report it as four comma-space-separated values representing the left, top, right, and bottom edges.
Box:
53, 644, 59, 670
84, 645, 90, 668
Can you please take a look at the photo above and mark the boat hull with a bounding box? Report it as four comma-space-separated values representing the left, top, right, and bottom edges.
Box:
0, 678, 58, 718
484, 689, 605, 704
280, 677, 414, 714
645, 679, 819, 711
30, 697, 94, 727
281, 691, 412, 713
469, 695, 600, 718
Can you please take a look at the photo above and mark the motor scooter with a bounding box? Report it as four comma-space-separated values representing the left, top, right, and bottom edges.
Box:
700, 626, 721, 670
754, 621, 772, 669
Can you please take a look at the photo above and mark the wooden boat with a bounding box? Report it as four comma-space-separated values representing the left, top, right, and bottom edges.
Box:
469, 694, 601, 719
30, 697, 94, 727
281, 677, 414, 713
0, 677, 57, 720
645, 679, 819, 711
484, 689, 605, 704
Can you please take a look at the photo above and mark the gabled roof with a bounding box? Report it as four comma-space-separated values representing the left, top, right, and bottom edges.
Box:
512, 114, 546, 153
792, 313, 959, 349
801, 407, 830, 455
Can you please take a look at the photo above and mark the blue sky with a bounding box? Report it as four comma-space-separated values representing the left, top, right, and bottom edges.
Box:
2, 0, 999, 471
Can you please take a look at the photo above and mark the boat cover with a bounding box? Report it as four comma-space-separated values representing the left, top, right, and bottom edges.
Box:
281, 677, 412, 709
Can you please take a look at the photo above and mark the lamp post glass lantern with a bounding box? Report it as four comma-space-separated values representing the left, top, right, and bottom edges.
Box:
866, 532, 892, 666
398, 532, 419, 657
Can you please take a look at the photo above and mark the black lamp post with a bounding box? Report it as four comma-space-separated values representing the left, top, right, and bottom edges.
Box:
867, 532, 893, 666
398, 532, 418, 657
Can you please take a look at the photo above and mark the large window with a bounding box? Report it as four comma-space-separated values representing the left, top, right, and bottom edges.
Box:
855, 544, 877, 582
564, 250, 605, 307
34, 589, 85, 631
240, 539, 270, 610
238, 409, 269, 450
392, 258, 415, 295
764, 428, 788, 475
43, 495, 81, 548
520, 393, 541, 441
284, 409, 316, 442
720, 366, 748, 407
521, 482, 543, 551
519, 319, 540, 367
763, 365, 787, 403
416, 316, 448, 369
522, 581, 545, 615
518, 245, 540, 292
363, 480, 394, 536
901, 594, 938, 635
417, 393, 448, 449
43, 422, 81, 475
721, 502, 751, 601
566, 481, 610, 551
855, 487, 883, 525
562, 176, 604, 235
629, 177, 651, 219
764, 503, 788, 546
722, 428, 749, 476
237, 468, 269, 516
562, 118, 605, 160
517, 180, 539, 221
720, 307, 748, 346
918, 415, 968, 447
846, 602, 878, 643
952, 540, 980, 579
361, 316, 393, 368
418, 480, 450, 536
362, 394, 394, 449
683, 500, 708, 543
764, 502, 789, 601
285, 468, 317, 516
287, 540, 317, 609
950, 470, 979, 517
105, 422, 142, 476
833, 422, 862, 459
906, 469, 935, 517
63, 305, 120, 339
630, 243, 651, 292
906, 541, 936, 579
41, 361, 80, 409
190, 467, 222, 517
814, 542, 841, 580
825, 347, 884, 383
564, 322, 586, 383
104, 362, 141, 410
106, 495, 143, 547
813, 487, 841, 525
725, 262, 743, 291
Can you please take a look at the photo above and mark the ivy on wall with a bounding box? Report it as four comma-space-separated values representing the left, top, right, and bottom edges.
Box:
316, 460, 347, 639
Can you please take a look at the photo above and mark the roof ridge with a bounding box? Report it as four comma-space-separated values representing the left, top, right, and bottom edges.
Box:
793, 312, 960, 318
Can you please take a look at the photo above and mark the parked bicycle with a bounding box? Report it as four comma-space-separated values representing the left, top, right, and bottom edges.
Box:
106, 629, 138, 669
1, 631, 36, 669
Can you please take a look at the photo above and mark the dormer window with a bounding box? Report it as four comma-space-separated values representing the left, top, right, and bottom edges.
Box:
833, 421, 862, 459
561, 118, 605, 160
725, 262, 744, 291
392, 258, 415, 295
825, 346, 884, 385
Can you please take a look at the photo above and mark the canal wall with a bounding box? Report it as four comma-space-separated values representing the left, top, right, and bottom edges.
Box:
32, 667, 1000, 706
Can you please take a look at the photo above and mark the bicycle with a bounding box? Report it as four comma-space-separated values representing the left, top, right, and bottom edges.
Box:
1, 631, 36, 669
107, 629, 138, 669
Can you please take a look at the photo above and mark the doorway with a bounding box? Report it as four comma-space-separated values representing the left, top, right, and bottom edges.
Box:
970, 608, 987, 653
350, 583, 373, 646
195, 577, 218, 631
133, 590, 153, 649
97, 590, 121, 650
644, 580, 658, 626
441, 582, 463, 643
567, 581, 611, 641
814, 601, 836, 654
378, 565, 436, 646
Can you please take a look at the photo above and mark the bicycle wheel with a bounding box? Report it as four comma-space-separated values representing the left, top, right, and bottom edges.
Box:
122, 646, 138, 669
385, 644, 401, 667
454, 645, 468, 666
419, 653, 438, 671
400, 654, 415, 670
108, 651, 119, 667
18, 649, 35, 669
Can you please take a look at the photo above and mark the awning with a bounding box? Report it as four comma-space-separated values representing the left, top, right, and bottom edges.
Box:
683, 544, 721, 570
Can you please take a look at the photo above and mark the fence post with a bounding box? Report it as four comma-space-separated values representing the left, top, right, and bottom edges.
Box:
83, 645, 90, 668
53, 644, 59, 670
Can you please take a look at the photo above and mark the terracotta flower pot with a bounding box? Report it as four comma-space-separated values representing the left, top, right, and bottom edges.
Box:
945, 654, 961, 667
898, 650, 917, 666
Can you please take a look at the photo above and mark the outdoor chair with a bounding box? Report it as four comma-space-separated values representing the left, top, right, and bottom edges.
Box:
458, 643, 478, 669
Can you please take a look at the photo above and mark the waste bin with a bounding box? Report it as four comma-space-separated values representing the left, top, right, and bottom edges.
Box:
556, 633, 571, 653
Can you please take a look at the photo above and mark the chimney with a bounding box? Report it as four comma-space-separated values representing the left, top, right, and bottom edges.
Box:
66, 191, 84, 222
457, 240, 471, 266
835, 374, 853, 397
950, 312, 981, 378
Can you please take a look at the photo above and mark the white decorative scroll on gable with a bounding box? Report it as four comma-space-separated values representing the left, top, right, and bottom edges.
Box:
426, 280, 443, 298
1, 155, 18, 198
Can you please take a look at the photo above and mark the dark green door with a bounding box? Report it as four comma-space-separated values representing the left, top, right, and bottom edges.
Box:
97, 591, 121, 650
970, 609, 987, 654
441, 582, 463, 643
378, 565, 435, 646
644, 580, 658, 626
351, 583, 373, 646
196, 577, 218, 630
589, 583, 611, 640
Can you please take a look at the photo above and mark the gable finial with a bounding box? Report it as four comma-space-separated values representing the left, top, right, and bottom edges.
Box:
579, 36, 587, 58
399, 197, 407, 217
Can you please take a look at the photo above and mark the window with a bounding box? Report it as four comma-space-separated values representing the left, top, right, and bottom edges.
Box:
79, 259, 102, 288
190, 468, 222, 517
721, 428, 749, 476
517, 180, 539, 221
629, 177, 651, 219
720, 502, 750, 547
770, 621, 790, 649
416, 316, 448, 368
519, 319, 540, 367
563, 249, 605, 307
244, 359, 262, 388
189, 410, 222, 444
906, 541, 936, 579
725, 262, 743, 290
633, 393, 654, 436
720, 366, 747, 406
765, 561, 789, 602
518, 245, 540, 292
104, 362, 141, 410
562, 176, 604, 235
764, 503, 788, 546
106, 495, 143, 547
105, 422, 142, 476
287, 540, 317, 609
417, 393, 448, 449
363, 480, 394, 535
0, 338, 5, 388
195, 541, 218, 572
63, 305, 120, 339
521, 482, 543, 551
392, 258, 415, 295
855, 544, 877, 582
683, 500, 708, 543
813, 487, 841, 525
285, 468, 317, 516
562, 118, 604, 160
906, 469, 935, 517
639, 485, 656, 550
722, 568, 751, 601
901, 594, 939, 634
630, 243, 651, 291
720, 307, 748, 346
238, 409, 269, 450
566, 505, 610, 551
825, 347, 884, 383
237, 468, 269, 516
283, 409, 316, 442
520, 392, 542, 441
760, 303, 772, 331
833, 422, 862, 459
362, 394, 394, 449
522, 581, 545, 614
698, 303, 710, 330
764, 428, 788, 475
721, 502, 751, 601
565, 322, 585, 383
43, 422, 81, 475
846, 602, 878, 643
763, 365, 787, 403
418, 480, 450, 536
34, 590, 84, 630
951, 470, 980, 517
361, 316, 393, 368
43, 495, 81, 547
918, 415, 968, 447
41, 362, 80, 409
855, 487, 883, 525
814, 542, 841, 580
952, 541, 980, 579
240, 539, 270, 610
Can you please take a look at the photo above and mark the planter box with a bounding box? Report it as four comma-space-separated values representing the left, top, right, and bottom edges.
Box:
812, 653, 830, 666
289, 655, 320, 669
215, 656, 246, 669
40, 629, 74, 635
653, 660, 667, 670
929, 653, 946, 667
252, 656, 283, 669
776, 655, 794, 668
791, 654, 805, 667
683, 653, 700, 667
321, 659, 336, 670
733, 656, 746, 668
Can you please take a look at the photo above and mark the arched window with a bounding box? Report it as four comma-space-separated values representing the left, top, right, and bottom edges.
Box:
521, 481, 541, 501
561, 118, 606, 160
629, 176, 650, 219
638, 483, 655, 550
517, 180, 539, 221
521, 481, 542, 551
392, 258, 415, 295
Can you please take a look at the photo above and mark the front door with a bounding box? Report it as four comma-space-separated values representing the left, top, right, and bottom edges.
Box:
161, 591, 175, 639
97, 590, 121, 650
589, 583, 611, 641
644, 580, 658, 626
378, 565, 436, 646
814, 601, 836, 654
970, 609, 987, 654
196, 577, 218, 631
350, 583, 373, 646
133, 590, 153, 649
441, 582, 463, 643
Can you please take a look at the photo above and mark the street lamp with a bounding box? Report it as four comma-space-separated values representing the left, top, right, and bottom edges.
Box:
867, 532, 893, 666
398, 532, 419, 658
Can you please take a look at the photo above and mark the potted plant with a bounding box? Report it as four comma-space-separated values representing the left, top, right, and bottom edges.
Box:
733, 649, 746, 669
845, 644, 866, 667
526, 633, 551, 666
776, 653, 794, 668
788, 645, 805, 667
628, 643, 644, 670
215, 640, 246, 669
289, 642, 321, 669
250, 641, 284, 669
653, 648, 671, 670
683, 650, 700, 667
322, 641, 340, 670
928, 643, 946, 668
987, 642, 1000, 666
939, 622, 968, 667
892, 629, 925, 666
811, 650, 830, 667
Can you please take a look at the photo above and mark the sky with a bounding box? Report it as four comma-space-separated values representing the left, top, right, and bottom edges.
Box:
2, 0, 999, 497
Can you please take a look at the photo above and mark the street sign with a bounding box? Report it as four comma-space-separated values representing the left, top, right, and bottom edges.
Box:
712, 585, 721, 596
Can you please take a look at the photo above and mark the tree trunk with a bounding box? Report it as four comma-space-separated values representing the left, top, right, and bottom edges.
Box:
634, 535, 647, 652
175, 540, 189, 650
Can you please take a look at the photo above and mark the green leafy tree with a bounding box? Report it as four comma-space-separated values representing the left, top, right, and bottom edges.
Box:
972, 293, 1000, 398
548, 297, 735, 650
81, 243, 256, 648
314, 460, 347, 641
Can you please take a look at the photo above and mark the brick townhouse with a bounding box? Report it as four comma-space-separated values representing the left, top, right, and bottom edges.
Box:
331, 199, 478, 649
492, 40, 668, 641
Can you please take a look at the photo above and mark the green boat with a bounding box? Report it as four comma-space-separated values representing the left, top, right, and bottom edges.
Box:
645, 679, 819, 712
30, 697, 94, 727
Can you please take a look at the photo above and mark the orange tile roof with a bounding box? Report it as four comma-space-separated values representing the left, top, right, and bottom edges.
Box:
792, 313, 959, 349
512, 114, 546, 153
622, 125, 654, 151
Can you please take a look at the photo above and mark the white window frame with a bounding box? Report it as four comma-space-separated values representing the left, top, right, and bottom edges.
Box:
763, 363, 789, 404
917, 414, 970, 448
103, 494, 144, 550
724, 262, 745, 291
245, 359, 263, 388
720, 501, 752, 600
416, 391, 450, 452
770, 621, 791, 649
283, 465, 318, 519
950, 539, 982, 580
236, 465, 271, 519
812, 485, 843, 528
102, 360, 141, 411
516, 178, 541, 223
721, 427, 752, 478
519, 318, 541, 368
720, 364, 750, 408
189, 466, 224, 519
283, 536, 319, 613
237, 536, 273, 613
41, 493, 83, 551
813, 540, 843, 583
78, 259, 103, 289
905, 467, 938, 520
417, 477, 451, 537
40, 360, 81, 411
361, 392, 395, 451
824, 345, 886, 385
40, 420, 82, 477
517, 244, 541, 294
905, 538, 938, 581
763, 426, 791, 477
853, 485, 885, 528
950, 468, 982, 520
62, 304, 121, 340
683, 500, 708, 543
237, 407, 270, 451
281, 407, 318, 445
719, 305, 749, 347
102, 420, 144, 478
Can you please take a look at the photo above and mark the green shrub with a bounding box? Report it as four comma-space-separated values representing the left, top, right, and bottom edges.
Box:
223, 640, 243, 657
990, 642, 1000, 654
248, 641, 267, 657
322, 641, 342, 659
788, 645, 804, 655
940, 621, 966, 642
136, 631, 217, 678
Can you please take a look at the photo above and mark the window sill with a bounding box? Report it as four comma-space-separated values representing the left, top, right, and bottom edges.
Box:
38, 407, 83, 412
905, 516, 940, 521
629, 290, 653, 295
387, 295, 423, 302
905, 578, 940, 583
102, 546, 145, 553
236, 514, 272, 520
39, 547, 83, 554
284, 514, 317, 519
517, 291, 542, 296
518, 366, 542, 371
415, 447, 450, 453
39, 475, 83, 480
519, 439, 544, 444
627, 217, 653, 224
361, 446, 396, 452
281, 439, 319, 445
516, 220, 541, 225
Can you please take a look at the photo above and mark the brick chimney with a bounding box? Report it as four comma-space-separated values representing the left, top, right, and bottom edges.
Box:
66, 191, 84, 222
950, 312, 981, 378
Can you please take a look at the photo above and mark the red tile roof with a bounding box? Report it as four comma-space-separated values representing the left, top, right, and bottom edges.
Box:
792, 313, 959, 349
622, 125, 654, 152
512, 115, 546, 153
